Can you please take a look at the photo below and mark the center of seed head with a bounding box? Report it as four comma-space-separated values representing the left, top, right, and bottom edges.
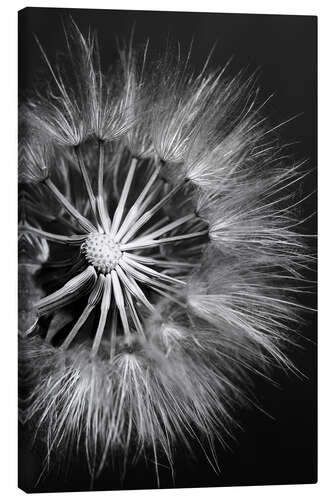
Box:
83, 232, 122, 274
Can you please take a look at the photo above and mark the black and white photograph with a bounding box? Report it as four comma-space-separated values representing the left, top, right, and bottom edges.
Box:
17, 6, 317, 494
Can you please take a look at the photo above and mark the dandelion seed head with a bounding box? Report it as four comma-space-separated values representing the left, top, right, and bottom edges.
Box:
18, 23, 314, 483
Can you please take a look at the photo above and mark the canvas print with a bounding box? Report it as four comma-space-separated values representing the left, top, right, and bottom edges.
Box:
18, 7, 317, 493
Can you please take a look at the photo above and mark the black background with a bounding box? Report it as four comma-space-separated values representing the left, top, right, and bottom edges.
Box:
18, 7, 317, 493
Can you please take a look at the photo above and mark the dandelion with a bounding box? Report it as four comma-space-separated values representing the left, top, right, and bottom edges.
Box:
19, 23, 314, 485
